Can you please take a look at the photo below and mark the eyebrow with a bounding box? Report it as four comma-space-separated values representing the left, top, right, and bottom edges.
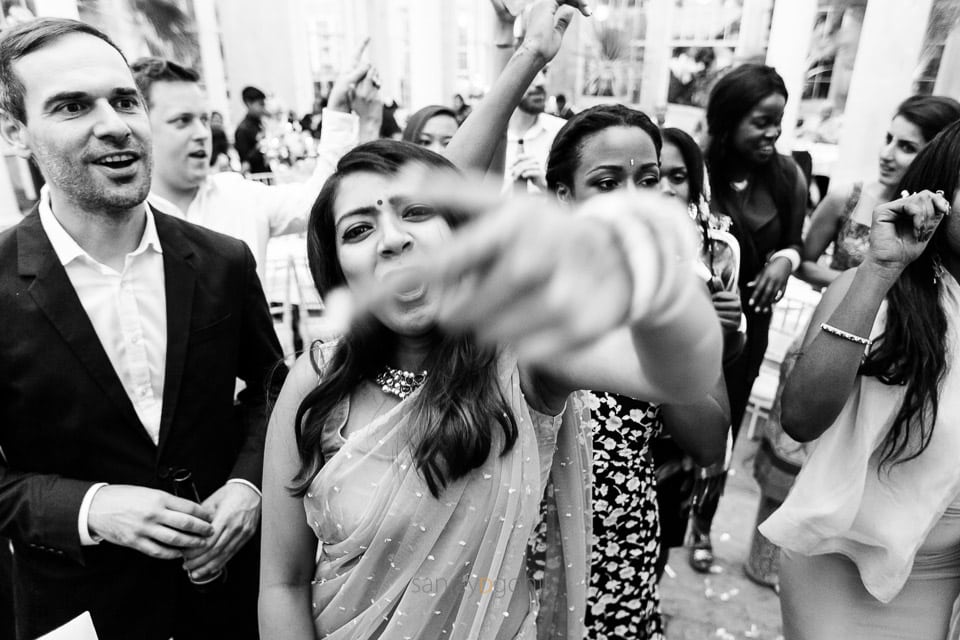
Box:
587, 162, 659, 174
42, 87, 140, 112
334, 196, 411, 229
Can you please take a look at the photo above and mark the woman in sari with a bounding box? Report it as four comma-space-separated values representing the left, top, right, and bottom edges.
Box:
258, 137, 722, 639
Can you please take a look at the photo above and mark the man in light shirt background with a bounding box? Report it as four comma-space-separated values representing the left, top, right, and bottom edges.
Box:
131, 56, 380, 283
504, 69, 566, 191
0, 18, 283, 639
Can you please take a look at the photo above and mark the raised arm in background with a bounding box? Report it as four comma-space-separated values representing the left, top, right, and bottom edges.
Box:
444, 0, 590, 174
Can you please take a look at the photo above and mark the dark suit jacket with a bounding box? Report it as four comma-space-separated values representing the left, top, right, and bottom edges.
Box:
0, 209, 285, 639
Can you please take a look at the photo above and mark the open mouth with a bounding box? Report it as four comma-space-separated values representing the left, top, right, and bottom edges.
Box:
188, 149, 208, 160
93, 152, 139, 170
394, 284, 426, 303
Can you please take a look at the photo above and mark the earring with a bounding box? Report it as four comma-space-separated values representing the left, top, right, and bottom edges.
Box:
932, 251, 944, 286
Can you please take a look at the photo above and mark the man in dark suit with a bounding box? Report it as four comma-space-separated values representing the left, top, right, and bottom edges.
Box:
0, 18, 284, 639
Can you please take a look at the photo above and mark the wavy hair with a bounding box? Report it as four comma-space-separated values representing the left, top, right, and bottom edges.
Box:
291, 139, 517, 498
860, 120, 960, 467
894, 95, 960, 143
545, 104, 662, 194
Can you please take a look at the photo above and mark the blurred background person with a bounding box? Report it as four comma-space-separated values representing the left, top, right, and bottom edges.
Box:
234, 85, 270, 175
208, 110, 233, 171
452, 92, 472, 123
552, 92, 574, 119
653, 126, 742, 582
505, 69, 565, 191
695, 63, 807, 574
402, 105, 459, 153
134, 55, 380, 282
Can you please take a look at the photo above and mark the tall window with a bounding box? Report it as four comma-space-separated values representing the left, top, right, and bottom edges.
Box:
580, 0, 648, 101
913, 0, 960, 95
667, 0, 749, 107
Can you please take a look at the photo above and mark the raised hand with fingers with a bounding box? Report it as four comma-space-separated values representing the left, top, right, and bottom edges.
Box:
516, 0, 593, 63
865, 189, 951, 279
327, 37, 372, 114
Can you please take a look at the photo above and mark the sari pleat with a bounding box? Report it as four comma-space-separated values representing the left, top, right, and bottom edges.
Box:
303, 345, 591, 639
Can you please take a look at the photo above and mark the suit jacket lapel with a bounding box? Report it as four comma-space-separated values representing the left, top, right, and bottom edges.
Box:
18, 212, 152, 447
154, 213, 195, 456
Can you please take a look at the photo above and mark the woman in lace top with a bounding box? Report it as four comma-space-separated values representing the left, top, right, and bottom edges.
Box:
799, 95, 960, 288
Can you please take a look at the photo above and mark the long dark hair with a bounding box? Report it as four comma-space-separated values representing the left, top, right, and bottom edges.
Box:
860, 120, 960, 468
661, 127, 705, 208
545, 104, 662, 194
292, 140, 517, 498
704, 64, 797, 271
895, 95, 960, 143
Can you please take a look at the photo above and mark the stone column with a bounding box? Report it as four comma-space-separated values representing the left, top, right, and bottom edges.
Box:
193, 0, 231, 128
639, 0, 674, 114
405, 0, 446, 108
736, 0, 774, 61
831, 0, 934, 185
934, 19, 960, 98
764, 0, 818, 152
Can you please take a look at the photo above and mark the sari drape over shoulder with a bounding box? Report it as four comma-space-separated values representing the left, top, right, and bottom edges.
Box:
303, 343, 591, 639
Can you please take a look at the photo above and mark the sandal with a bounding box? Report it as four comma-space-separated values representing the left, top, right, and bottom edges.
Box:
688, 529, 714, 573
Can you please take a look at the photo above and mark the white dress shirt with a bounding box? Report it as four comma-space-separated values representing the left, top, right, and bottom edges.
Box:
39, 194, 259, 545
40, 196, 167, 545
504, 112, 567, 191
39, 196, 167, 442
149, 109, 359, 282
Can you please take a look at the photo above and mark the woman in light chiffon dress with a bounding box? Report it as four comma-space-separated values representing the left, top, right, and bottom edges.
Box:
761, 120, 960, 639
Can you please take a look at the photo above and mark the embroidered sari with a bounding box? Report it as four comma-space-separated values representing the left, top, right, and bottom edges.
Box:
303, 344, 591, 639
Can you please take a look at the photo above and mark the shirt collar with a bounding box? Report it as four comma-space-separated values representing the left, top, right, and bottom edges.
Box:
508, 114, 547, 142
38, 186, 163, 267
148, 177, 215, 221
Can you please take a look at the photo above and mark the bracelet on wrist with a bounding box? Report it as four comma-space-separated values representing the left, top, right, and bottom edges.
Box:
820, 322, 873, 347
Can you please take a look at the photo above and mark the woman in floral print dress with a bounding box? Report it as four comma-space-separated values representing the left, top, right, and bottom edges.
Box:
543, 107, 731, 639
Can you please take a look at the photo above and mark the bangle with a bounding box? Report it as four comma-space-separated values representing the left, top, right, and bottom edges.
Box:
820, 322, 873, 346
583, 194, 698, 327
768, 248, 801, 273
